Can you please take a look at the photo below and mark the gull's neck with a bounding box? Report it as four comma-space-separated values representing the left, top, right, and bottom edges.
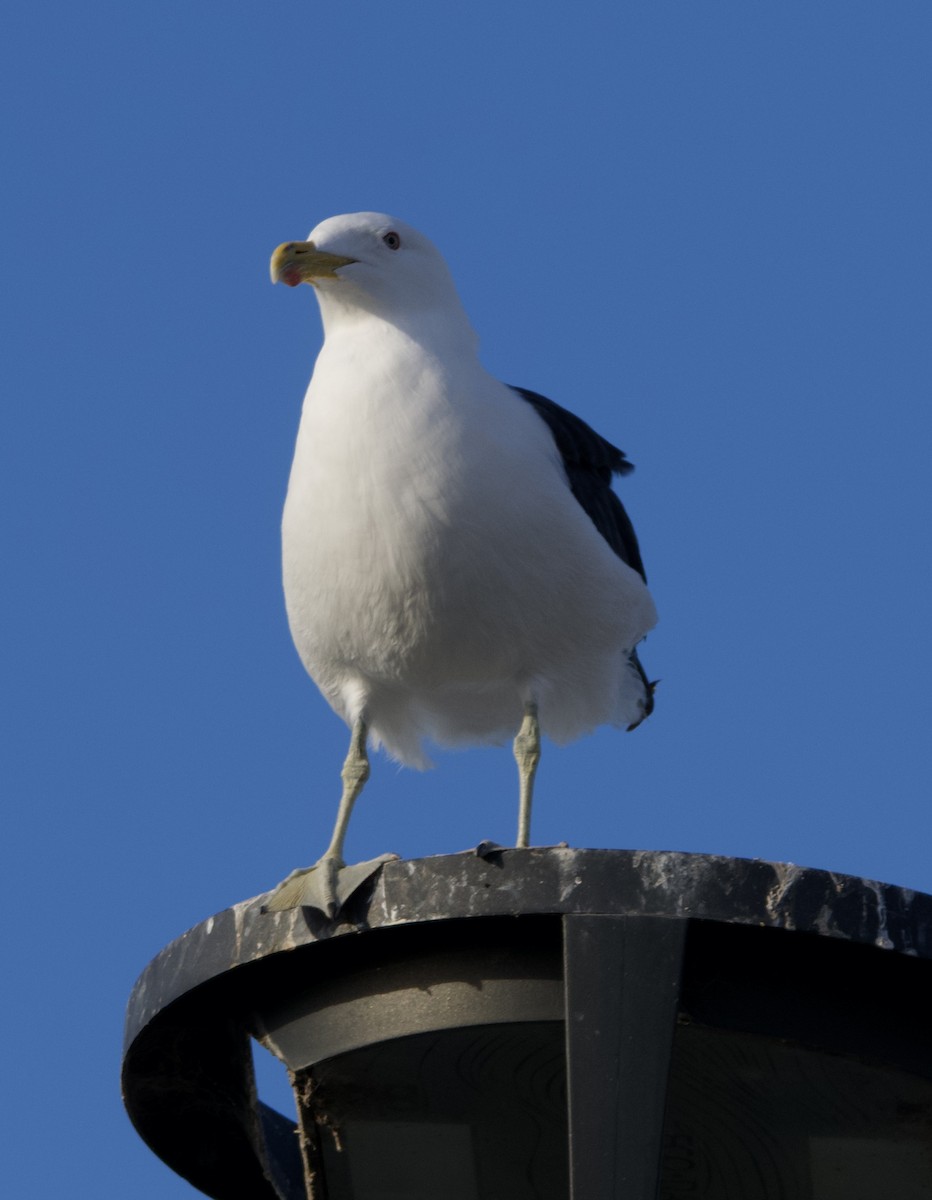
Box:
314, 283, 480, 361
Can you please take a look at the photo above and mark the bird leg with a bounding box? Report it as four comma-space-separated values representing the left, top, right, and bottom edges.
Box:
513, 701, 540, 848
264, 718, 392, 917
325, 715, 371, 865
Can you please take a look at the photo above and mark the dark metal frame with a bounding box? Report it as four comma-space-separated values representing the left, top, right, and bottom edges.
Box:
122, 849, 932, 1199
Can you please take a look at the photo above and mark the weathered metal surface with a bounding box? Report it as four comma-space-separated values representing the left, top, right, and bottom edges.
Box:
123, 847, 932, 1055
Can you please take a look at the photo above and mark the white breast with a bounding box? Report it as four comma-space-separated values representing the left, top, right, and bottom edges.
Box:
282, 321, 657, 766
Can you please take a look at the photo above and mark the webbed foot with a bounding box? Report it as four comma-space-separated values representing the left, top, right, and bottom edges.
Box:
262, 853, 397, 918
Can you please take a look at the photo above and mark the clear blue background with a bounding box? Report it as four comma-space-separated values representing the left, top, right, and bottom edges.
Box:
3, 2, 931, 1194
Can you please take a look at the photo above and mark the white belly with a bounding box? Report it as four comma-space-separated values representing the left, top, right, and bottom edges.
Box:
282, 348, 656, 766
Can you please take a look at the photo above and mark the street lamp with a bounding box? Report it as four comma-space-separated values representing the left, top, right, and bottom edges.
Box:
123, 849, 932, 1199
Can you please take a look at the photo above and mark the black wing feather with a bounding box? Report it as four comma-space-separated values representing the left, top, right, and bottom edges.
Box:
510, 385, 648, 583
511, 385, 655, 728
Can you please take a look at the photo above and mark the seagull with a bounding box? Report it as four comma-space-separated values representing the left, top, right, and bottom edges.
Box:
264, 212, 657, 916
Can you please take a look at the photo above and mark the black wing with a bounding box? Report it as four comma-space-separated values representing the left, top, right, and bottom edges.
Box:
511, 385, 655, 728
510, 385, 648, 583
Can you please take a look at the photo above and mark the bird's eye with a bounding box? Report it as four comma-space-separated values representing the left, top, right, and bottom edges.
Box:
382, 231, 401, 250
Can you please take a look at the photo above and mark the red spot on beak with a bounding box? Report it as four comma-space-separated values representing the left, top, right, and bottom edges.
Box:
282, 267, 303, 287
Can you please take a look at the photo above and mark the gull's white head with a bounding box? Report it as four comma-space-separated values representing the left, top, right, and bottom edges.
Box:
270, 212, 473, 342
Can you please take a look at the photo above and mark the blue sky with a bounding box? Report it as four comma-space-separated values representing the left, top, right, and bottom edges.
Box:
4, 2, 932, 1195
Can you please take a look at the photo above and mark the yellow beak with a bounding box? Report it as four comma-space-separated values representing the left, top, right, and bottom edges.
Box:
270, 241, 357, 287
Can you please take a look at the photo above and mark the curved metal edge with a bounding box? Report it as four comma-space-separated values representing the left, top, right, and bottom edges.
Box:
123, 847, 932, 1056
